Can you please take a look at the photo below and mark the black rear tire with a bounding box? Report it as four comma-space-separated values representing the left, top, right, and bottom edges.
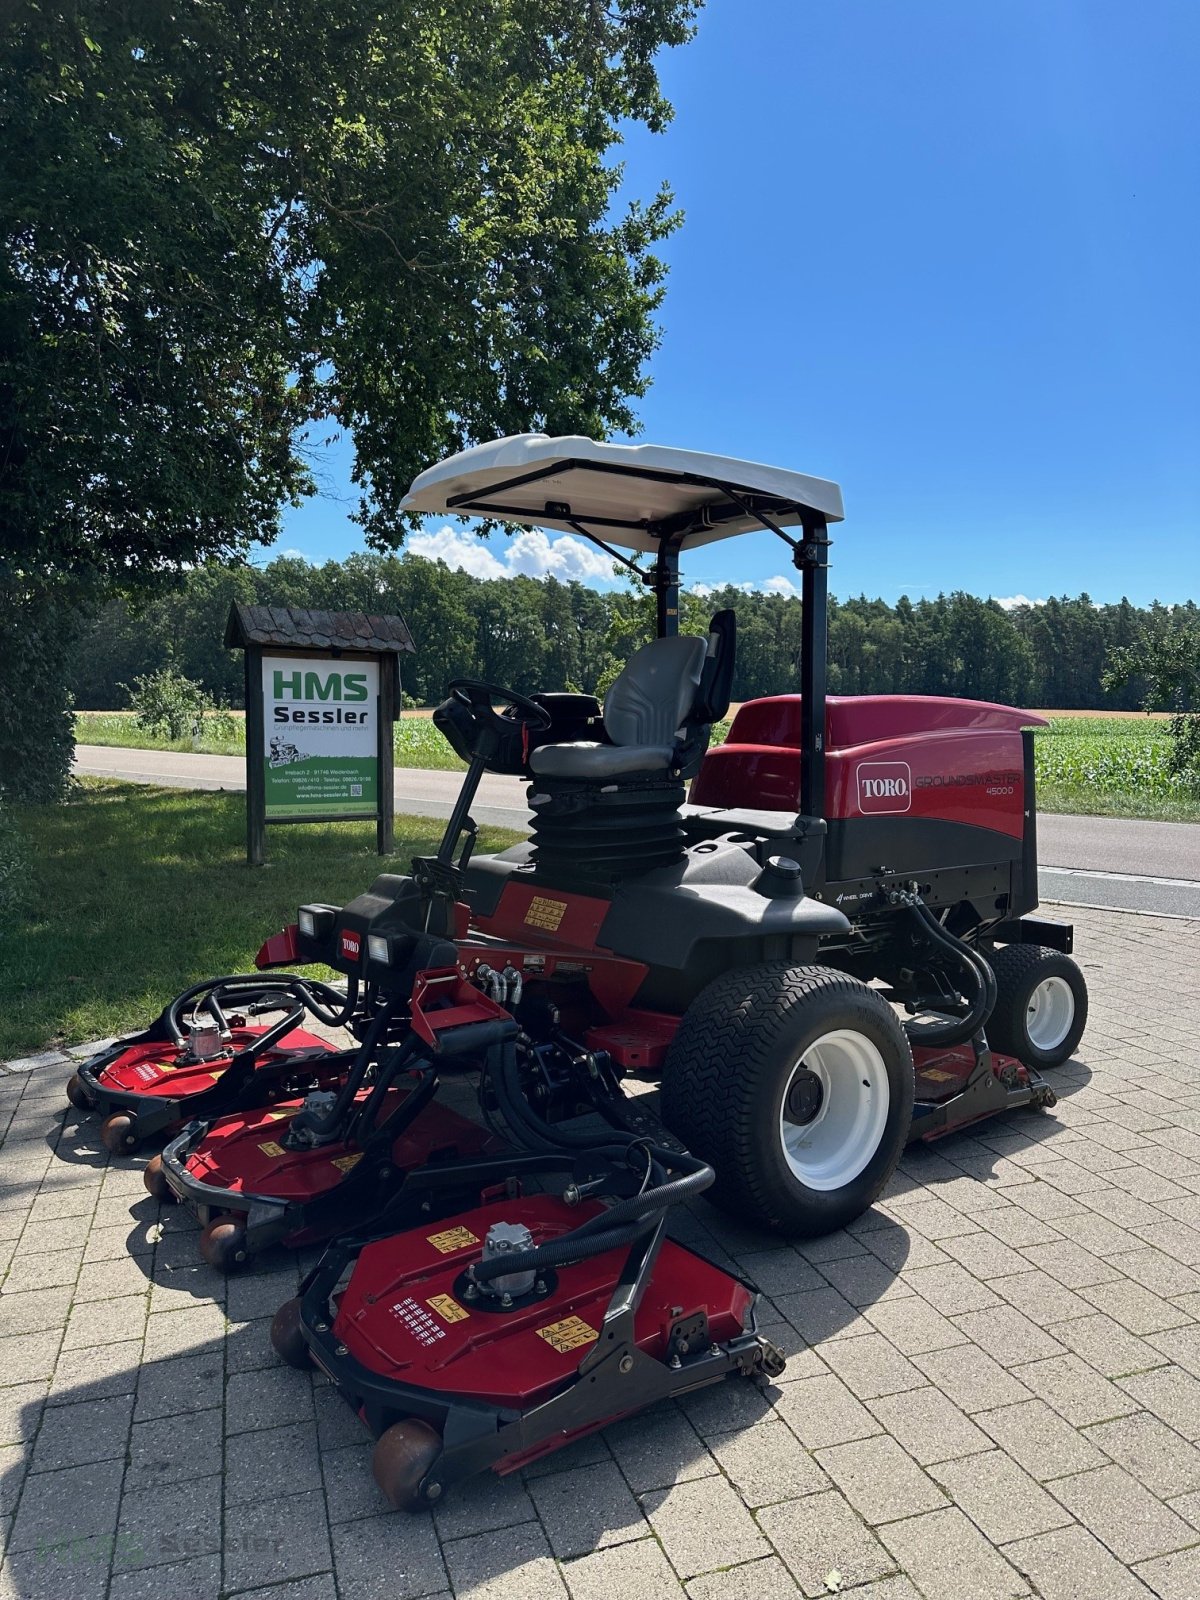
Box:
660, 963, 914, 1236
986, 944, 1087, 1067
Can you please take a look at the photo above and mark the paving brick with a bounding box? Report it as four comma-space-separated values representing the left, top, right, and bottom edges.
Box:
815, 1252, 913, 1306
685, 1555, 799, 1600
0, 1287, 73, 1337
1005, 1525, 1157, 1599
0, 1381, 45, 1446
930, 1448, 1073, 1542
815, 1434, 946, 1524
904, 1263, 1003, 1316
758, 1488, 895, 1598
9, 1456, 124, 1552
1051, 1463, 1196, 1563
708, 1417, 826, 1506
883, 1195, 976, 1241
0, 1538, 112, 1600
1086, 1412, 1200, 1497
1051, 1212, 1144, 1257
939, 1231, 1029, 1279
61, 1291, 147, 1349
878, 1507, 1029, 1600
1023, 1239, 1124, 1287
604, 1402, 716, 1492
976, 1397, 1107, 1481
677, 1370, 777, 1437
73, 1253, 154, 1303
1119, 1364, 1200, 1440
950, 1305, 1067, 1364
223, 1486, 333, 1593
1011, 1353, 1139, 1426
819, 1333, 925, 1400
432, 1470, 536, 1544
28, 1392, 132, 1471
1132, 1217, 1200, 1266
528, 1460, 646, 1560
225, 1363, 313, 1434
133, 1349, 223, 1421
1134, 1545, 1200, 1600
994, 1268, 1095, 1326
110, 1473, 222, 1574
866, 1387, 991, 1465
642, 1475, 768, 1579
862, 1295, 967, 1355
860, 1219, 950, 1272
2, 1246, 83, 1294
976, 1206, 1065, 1248
773, 1373, 882, 1450
565, 1537, 686, 1600
441, 1522, 565, 1600
1048, 1312, 1170, 1378
1112, 1245, 1200, 1298
912, 1346, 1033, 1413
770, 1284, 866, 1344
738, 1248, 827, 1297
224, 1577, 338, 1600
1079, 1279, 1194, 1334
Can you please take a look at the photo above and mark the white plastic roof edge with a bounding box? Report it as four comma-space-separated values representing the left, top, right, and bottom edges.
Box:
400, 434, 844, 554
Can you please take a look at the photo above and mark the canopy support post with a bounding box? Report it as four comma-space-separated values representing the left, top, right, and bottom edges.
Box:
651, 545, 681, 638
798, 520, 830, 818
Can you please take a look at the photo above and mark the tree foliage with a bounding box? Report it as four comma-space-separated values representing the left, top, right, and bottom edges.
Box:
69, 553, 1199, 715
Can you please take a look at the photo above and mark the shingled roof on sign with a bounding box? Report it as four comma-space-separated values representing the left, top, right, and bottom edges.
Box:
224, 604, 415, 655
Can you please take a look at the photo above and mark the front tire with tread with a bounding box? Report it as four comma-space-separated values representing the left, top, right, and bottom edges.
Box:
986, 944, 1087, 1067
660, 963, 914, 1237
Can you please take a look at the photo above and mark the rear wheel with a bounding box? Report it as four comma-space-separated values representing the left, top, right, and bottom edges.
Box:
372, 1420, 443, 1510
986, 945, 1088, 1067
660, 964, 914, 1236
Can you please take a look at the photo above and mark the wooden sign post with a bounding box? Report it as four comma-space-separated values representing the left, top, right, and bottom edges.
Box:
225, 605, 415, 867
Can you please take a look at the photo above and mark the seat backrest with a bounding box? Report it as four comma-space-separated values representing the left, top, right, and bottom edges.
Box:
690, 609, 737, 725
603, 635, 707, 749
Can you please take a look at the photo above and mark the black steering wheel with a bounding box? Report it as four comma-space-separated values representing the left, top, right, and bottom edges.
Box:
447, 679, 553, 731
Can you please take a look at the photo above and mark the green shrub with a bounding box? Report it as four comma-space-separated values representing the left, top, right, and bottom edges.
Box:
126, 668, 212, 743
1168, 712, 1200, 790
0, 805, 28, 919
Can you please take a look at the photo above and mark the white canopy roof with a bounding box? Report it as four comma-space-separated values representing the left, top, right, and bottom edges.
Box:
400, 434, 844, 554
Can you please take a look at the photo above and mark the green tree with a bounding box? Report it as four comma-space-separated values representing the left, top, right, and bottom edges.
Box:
1, 0, 699, 795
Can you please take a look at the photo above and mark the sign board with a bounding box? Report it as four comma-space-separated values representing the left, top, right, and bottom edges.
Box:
261, 655, 380, 819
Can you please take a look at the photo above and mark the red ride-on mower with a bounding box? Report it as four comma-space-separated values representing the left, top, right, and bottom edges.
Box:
266, 435, 1086, 1242
65, 973, 359, 1155
272, 1138, 785, 1510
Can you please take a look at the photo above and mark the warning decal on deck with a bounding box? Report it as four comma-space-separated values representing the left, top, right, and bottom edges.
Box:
918, 1068, 957, 1084
426, 1226, 480, 1253
257, 1140, 286, 1157
536, 1316, 599, 1353
330, 1153, 362, 1173
427, 1294, 469, 1324
524, 896, 567, 932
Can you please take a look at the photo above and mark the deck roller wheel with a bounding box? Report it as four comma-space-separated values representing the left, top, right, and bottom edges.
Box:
65, 1074, 91, 1112
270, 1296, 313, 1369
99, 1113, 138, 1155
372, 1420, 443, 1511
199, 1214, 249, 1273
142, 1155, 173, 1201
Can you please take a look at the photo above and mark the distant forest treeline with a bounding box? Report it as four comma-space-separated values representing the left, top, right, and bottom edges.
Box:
70, 553, 1199, 710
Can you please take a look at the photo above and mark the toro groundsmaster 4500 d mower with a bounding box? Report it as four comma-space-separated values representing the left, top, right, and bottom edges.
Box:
65, 973, 361, 1154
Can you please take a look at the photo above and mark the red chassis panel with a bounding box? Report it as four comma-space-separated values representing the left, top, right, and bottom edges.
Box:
95, 1024, 335, 1102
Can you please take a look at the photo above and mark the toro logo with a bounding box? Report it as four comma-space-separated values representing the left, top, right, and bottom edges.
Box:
340, 930, 362, 962
856, 761, 912, 815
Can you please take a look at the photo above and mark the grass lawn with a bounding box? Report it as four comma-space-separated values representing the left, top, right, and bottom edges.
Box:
0, 780, 523, 1060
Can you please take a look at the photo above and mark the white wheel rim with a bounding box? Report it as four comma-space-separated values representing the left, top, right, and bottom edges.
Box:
1025, 975, 1075, 1051
778, 1029, 891, 1192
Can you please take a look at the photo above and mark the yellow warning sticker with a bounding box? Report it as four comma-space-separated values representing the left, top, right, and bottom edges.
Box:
257, 1140, 285, 1157
426, 1226, 480, 1254
427, 1293, 469, 1324
919, 1068, 957, 1084
524, 895, 567, 932
330, 1152, 363, 1174
536, 1315, 599, 1354
263, 1108, 293, 1121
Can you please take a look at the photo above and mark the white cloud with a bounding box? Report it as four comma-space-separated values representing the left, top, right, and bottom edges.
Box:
993, 594, 1046, 610
407, 523, 616, 585
691, 575, 801, 598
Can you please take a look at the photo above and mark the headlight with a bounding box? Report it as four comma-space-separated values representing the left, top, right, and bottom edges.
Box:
297, 905, 336, 941
367, 934, 391, 965
298, 908, 316, 938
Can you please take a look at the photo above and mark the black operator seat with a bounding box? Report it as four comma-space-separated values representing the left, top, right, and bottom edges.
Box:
529, 610, 736, 782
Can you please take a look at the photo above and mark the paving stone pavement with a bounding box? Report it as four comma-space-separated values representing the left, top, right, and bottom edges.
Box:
1, 903, 1199, 1600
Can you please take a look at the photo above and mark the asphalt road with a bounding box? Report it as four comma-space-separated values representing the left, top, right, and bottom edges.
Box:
74, 744, 1200, 918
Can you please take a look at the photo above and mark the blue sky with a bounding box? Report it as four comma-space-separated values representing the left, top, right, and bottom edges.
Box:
278, 0, 1199, 607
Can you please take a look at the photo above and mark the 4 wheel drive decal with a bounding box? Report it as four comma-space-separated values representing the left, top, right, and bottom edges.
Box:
855, 760, 912, 814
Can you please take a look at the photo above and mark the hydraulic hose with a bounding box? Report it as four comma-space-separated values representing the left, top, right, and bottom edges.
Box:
469, 1216, 658, 1287
904, 900, 995, 1048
